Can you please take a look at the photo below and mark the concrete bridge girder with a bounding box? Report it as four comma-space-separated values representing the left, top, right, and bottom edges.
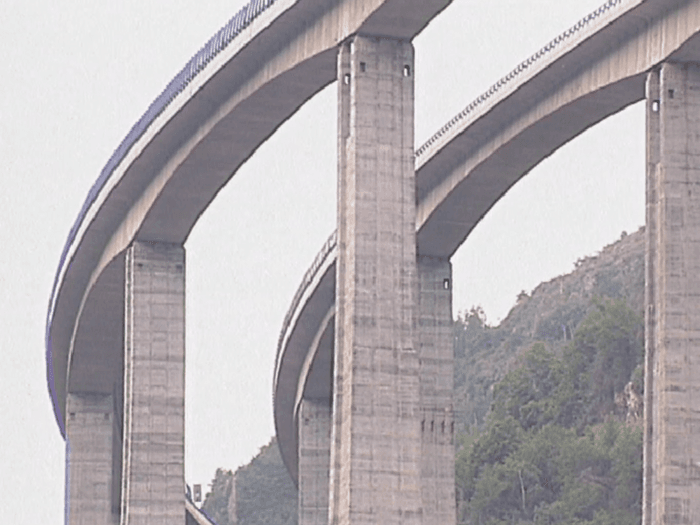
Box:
50, 0, 452, 433
275, 0, 700, 492
55, 0, 452, 523
48, 0, 700, 521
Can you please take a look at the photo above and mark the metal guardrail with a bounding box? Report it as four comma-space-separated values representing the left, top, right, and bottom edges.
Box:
274, 231, 337, 380
47, 0, 630, 429
274, 0, 629, 387
47, 0, 281, 410
186, 486, 220, 525
414, 0, 626, 159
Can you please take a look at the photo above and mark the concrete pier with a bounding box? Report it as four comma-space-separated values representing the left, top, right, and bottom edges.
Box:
330, 35, 422, 525
417, 257, 455, 525
644, 67, 660, 525
298, 399, 332, 525
121, 241, 186, 525
645, 62, 700, 525
65, 393, 118, 525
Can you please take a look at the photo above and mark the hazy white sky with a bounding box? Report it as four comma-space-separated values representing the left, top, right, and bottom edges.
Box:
0, 0, 644, 522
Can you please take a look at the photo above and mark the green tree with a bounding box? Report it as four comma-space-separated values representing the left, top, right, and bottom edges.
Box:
456, 298, 643, 525
201, 439, 298, 525
202, 468, 234, 525
564, 298, 643, 427
491, 343, 580, 430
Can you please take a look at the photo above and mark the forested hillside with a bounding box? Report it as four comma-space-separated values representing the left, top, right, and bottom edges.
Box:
456, 298, 643, 524
453, 228, 643, 434
202, 439, 297, 525
202, 228, 646, 525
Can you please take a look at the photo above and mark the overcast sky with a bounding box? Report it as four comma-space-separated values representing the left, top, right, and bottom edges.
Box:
0, 0, 644, 522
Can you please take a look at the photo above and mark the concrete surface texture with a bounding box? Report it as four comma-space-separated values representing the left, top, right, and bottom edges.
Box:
297, 40, 456, 525
65, 393, 117, 525
298, 399, 331, 525
122, 242, 186, 525
46, 0, 450, 439
49, 0, 700, 523
275, 0, 642, 475
644, 62, 700, 525
417, 257, 455, 525
275, 2, 700, 494
644, 67, 660, 525
331, 35, 422, 525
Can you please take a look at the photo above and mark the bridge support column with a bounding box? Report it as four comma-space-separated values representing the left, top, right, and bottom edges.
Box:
330, 35, 421, 525
298, 399, 331, 525
417, 257, 455, 525
65, 392, 119, 525
121, 241, 185, 525
645, 62, 700, 525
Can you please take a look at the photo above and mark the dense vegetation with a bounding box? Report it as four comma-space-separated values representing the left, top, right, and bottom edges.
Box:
201, 468, 234, 525
202, 438, 298, 525
455, 298, 644, 524
202, 229, 646, 525
453, 229, 644, 433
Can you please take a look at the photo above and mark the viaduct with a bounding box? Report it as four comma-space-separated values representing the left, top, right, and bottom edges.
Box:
46, 0, 700, 523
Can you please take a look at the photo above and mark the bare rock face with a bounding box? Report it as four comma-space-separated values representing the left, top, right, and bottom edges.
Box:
454, 228, 645, 432
615, 381, 643, 425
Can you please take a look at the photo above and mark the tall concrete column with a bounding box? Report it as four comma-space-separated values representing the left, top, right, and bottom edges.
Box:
330, 35, 422, 525
417, 256, 455, 525
643, 66, 661, 525
65, 392, 119, 525
121, 241, 185, 525
298, 399, 331, 525
644, 62, 700, 525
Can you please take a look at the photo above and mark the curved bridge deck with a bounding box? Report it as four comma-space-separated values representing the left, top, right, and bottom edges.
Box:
47, 0, 700, 522
274, 0, 700, 482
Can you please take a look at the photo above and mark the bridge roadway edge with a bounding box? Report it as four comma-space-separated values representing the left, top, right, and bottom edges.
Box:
50, 0, 457, 522
274, 0, 700, 486
46, 0, 453, 435
46, 0, 700, 520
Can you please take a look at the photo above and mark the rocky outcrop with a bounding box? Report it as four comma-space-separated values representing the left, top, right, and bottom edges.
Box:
454, 228, 645, 432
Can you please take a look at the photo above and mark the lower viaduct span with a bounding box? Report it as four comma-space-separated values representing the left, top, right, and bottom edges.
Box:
46, 0, 700, 523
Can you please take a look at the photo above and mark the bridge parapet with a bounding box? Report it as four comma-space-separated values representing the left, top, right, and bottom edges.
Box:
47, 0, 281, 342
274, 231, 337, 385
274, 0, 700, 499
414, 0, 627, 161
47, 0, 294, 436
